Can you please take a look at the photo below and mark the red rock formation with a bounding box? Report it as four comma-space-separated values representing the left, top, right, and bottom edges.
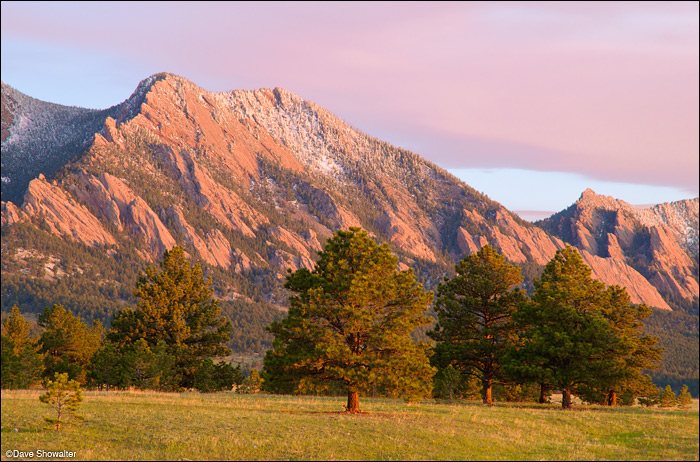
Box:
1, 201, 27, 226
539, 189, 698, 306
97, 172, 177, 257
167, 206, 234, 269
154, 144, 264, 238
579, 250, 672, 310
20, 175, 116, 247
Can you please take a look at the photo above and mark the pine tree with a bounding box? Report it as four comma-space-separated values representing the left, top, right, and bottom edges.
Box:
433, 364, 461, 401
88, 338, 180, 391
214, 362, 244, 391
506, 247, 621, 409
263, 228, 435, 412
108, 247, 232, 388
616, 374, 659, 406
87, 340, 128, 390
1, 306, 45, 389
125, 339, 161, 389
39, 372, 84, 431
194, 359, 243, 392
577, 286, 663, 406
39, 305, 103, 383
658, 385, 677, 407
240, 368, 263, 394
677, 384, 692, 407
429, 246, 526, 405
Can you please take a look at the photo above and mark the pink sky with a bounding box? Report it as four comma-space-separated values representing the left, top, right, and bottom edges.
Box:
2, 2, 698, 212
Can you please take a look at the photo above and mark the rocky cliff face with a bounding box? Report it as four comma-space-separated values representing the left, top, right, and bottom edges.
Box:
537, 189, 699, 306
1, 74, 687, 316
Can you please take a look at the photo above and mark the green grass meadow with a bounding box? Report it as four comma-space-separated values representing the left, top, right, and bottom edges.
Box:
1, 390, 698, 461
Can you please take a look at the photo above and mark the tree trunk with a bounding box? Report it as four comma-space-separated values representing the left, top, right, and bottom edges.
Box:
607, 390, 617, 406
346, 390, 360, 413
562, 389, 572, 409
539, 383, 549, 404
482, 379, 493, 405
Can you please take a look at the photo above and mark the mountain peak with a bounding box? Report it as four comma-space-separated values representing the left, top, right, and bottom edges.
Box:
580, 188, 598, 199
575, 188, 631, 212
114, 73, 170, 123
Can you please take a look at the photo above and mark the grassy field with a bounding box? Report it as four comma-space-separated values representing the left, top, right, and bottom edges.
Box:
1, 390, 698, 461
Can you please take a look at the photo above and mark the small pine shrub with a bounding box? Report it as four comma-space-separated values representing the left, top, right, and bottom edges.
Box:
239, 369, 263, 394
39, 373, 84, 431
677, 385, 692, 408
658, 385, 677, 407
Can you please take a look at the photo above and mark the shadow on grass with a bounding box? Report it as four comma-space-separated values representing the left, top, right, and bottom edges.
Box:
240, 407, 400, 418
434, 399, 623, 412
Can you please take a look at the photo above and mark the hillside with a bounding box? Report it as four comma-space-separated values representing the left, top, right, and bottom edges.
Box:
2, 74, 554, 312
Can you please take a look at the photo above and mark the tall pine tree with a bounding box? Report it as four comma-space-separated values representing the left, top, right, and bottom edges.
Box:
1, 305, 45, 389
263, 228, 435, 412
429, 245, 526, 405
39, 304, 103, 384
506, 247, 621, 409
580, 286, 663, 405
108, 246, 232, 388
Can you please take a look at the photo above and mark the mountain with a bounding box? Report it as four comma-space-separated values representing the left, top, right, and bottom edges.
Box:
1, 74, 695, 346
537, 189, 699, 307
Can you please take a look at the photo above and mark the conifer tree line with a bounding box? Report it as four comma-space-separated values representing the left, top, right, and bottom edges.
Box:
1, 228, 693, 410
2, 247, 244, 393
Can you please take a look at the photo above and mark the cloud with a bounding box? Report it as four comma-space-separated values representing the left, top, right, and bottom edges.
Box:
2, 2, 697, 196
